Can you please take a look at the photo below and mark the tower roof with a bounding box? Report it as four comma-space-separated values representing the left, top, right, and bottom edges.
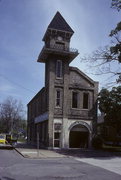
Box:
48, 11, 74, 33
43, 12, 74, 41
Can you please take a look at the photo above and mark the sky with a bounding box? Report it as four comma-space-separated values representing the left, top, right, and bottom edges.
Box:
0, 0, 121, 115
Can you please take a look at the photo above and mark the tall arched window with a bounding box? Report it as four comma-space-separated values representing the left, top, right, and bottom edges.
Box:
83, 93, 89, 109
72, 91, 78, 108
56, 90, 61, 107
56, 60, 62, 78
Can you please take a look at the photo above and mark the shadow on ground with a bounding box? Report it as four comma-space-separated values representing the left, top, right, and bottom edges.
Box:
54, 148, 121, 159
16, 143, 36, 149
16, 143, 121, 159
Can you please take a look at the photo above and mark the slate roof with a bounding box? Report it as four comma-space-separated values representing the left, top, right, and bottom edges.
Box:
47, 11, 74, 33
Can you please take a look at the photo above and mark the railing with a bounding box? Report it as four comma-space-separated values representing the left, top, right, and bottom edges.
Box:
43, 44, 78, 54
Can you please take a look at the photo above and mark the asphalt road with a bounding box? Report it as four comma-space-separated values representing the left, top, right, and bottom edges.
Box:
0, 149, 121, 180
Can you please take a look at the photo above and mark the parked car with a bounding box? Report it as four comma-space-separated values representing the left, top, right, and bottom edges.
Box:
6, 134, 17, 146
0, 134, 6, 144
0, 134, 17, 146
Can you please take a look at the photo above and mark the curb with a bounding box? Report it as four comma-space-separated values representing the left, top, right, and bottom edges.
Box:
0, 144, 13, 150
14, 148, 25, 158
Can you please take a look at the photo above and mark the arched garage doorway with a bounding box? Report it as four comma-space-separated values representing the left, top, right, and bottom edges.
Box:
69, 124, 89, 148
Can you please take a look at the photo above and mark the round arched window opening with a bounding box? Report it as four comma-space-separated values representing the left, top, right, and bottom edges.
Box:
69, 124, 89, 148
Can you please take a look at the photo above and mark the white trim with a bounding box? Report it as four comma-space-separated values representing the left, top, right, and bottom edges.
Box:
68, 120, 92, 133
54, 119, 62, 123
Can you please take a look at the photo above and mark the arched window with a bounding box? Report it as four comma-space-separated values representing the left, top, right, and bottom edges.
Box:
56, 90, 61, 107
83, 93, 89, 109
72, 91, 78, 108
56, 60, 62, 78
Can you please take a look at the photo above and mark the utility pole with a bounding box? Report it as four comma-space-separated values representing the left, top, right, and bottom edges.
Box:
37, 125, 39, 157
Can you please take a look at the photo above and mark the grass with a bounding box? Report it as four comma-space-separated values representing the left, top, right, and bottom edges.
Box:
17, 137, 26, 143
102, 144, 121, 152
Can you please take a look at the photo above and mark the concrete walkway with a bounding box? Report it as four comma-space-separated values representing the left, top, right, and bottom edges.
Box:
15, 143, 66, 158
15, 143, 121, 176
15, 147, 66, 158
76, 157, 121, 176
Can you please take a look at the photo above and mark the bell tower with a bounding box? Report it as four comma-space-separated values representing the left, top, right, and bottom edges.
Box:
37, 11, 79, 148
37, 11, 79, 85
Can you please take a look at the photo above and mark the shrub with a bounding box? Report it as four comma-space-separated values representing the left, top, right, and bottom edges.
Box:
92, 135, 103, 149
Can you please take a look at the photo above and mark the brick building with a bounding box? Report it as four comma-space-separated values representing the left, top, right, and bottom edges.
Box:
27, 12, 98, 149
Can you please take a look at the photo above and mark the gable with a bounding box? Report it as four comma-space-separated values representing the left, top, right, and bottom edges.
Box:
69, 67, 95, 88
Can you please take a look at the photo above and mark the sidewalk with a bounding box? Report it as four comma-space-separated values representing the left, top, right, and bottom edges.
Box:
15, 143, 121, 159
14, 143, 121, 176
15, 143, 66, 158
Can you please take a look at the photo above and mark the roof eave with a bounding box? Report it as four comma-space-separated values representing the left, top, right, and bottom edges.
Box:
42, 28, 74, 41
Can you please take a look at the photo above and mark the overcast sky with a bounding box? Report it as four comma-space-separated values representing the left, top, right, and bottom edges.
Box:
0, 0, 121, 113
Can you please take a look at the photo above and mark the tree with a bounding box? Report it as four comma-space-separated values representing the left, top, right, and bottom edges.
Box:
81, 0, 121, 84
111, 0, 121, 11
98, 86, 121, 133
0, 96, 25, 135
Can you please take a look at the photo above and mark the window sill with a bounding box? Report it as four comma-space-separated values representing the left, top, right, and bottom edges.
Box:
71, 107, 79, 110
71, 108, 89, 110
56, 77, 63, 80
55, 106, 61, 109
82, 108, 89, 110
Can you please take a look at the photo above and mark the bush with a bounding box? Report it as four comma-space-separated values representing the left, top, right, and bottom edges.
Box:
92, 135, 103, 149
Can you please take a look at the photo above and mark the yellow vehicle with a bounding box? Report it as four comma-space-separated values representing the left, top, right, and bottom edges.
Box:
0, 134, 6, 144
0, 134, 17, 145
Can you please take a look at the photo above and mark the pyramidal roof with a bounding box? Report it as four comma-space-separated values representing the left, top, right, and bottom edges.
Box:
47, 11, 74, 33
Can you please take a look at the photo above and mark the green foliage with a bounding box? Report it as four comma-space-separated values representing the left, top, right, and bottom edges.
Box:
111, 0, 121, 11
98, 86, 121, 132
92, 135, 103, 149
109, 21, 121, 66
110, 22, 121, 37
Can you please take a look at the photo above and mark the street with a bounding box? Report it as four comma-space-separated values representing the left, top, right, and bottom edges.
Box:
0, 149, 121, 180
